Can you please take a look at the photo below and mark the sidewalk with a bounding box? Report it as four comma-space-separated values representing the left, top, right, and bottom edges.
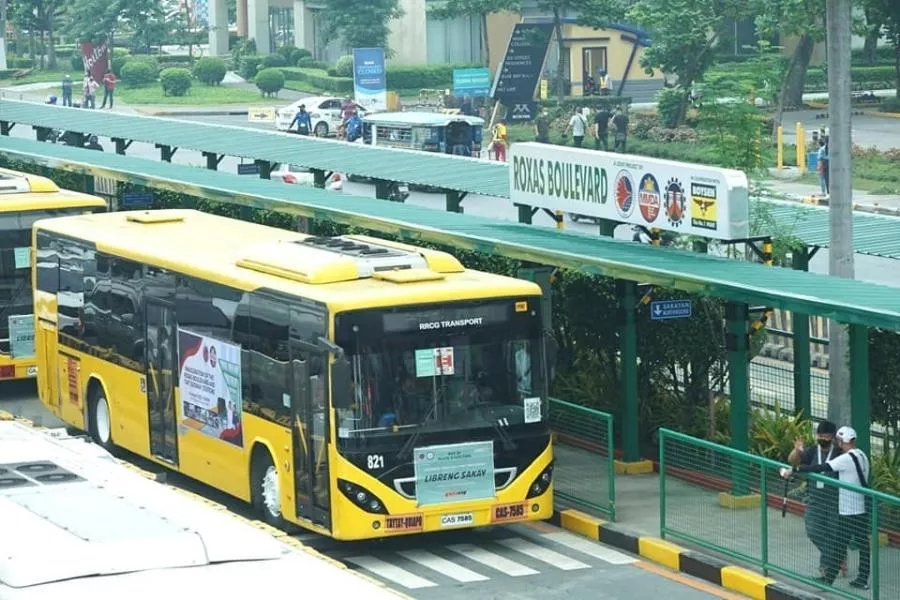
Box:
764, 168, 900, 213
556, 441, 899, 600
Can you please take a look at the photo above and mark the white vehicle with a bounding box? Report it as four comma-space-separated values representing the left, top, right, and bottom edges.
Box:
270, 163, 343, 190
275, 96, 368, 137
0, 418, 405, 599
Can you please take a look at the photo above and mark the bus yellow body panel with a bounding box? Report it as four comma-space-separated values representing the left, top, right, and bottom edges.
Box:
32, 210, 554, 540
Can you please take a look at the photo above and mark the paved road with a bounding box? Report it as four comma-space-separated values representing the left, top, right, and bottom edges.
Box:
0, 383, 733, 600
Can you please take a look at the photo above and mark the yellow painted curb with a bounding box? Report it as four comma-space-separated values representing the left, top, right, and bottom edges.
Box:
560, 508, 605, 540
614, 459, 654, 475
720, 566, 775, 600
0, 410, 13, 421
247, 520, 287, 537
871, 111, 900, 119
718, 492, 761, 510
638, 537, 683, 571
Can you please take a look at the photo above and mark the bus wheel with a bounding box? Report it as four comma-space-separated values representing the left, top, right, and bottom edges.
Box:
88, 386, 113, 450
252, 451, 285, 529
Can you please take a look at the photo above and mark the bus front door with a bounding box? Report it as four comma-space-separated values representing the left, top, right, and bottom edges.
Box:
145, 300, 179, 465
290, 355, 331, 529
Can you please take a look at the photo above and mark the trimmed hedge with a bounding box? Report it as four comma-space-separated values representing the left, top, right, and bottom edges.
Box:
297, 56, 329, 69
240, 55, 264, 80
0, 69, 19, 79
7, 57, 35, 69
806, 65, 897, 90
193, 57, 227, 85
157, 54, 194, 65
280, 67, 353, 94
386, 64, 481, 90
160, 67, 192, 96
262, 54, 288, 68
539, 96, 632, 110
121, 60, 158, 86
852, 46, 897, 66
255, 67, 286, 96
880, 97, 900, 114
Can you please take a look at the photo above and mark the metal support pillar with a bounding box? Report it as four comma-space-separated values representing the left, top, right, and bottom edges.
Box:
1, 121, 13, 135
598, 219, 616, 237
203, 152, 224, 170
113, 138, 132, 155
726, 301, 750, 495
256, 160, 272, 179
312, 169, 327, 188
618, 279, 639, 462
35, 126, 50, 142
374, 179, 392, 201
516, 204, 536, 224
792, 246, 812, 418
445, 190, 466, 214
156, 145, 177, 162
82, 174, 95, 195
849, 323, 871, 456
516, 267, 553, 333
692, 240, 708, 253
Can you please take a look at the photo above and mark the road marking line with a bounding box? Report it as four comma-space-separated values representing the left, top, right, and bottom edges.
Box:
496, 537, 590, 570
543, 531, 636, 565
345, 555, 437, 589
397, 549, 489, 582
446, 543, 539, 576
635, 561, 748, 600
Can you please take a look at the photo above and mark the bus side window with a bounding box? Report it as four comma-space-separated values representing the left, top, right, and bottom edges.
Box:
36, 231, 59, 294
248, 293, 290, 419
84, 253, 111, 350
108, 258, 145, 366
57, 239, 87, 339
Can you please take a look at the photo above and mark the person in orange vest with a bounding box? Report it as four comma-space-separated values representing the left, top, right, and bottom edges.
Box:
491, 119, 508, 161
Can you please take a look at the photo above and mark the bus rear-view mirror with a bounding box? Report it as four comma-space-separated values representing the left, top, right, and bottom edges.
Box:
331, 358, 353, 410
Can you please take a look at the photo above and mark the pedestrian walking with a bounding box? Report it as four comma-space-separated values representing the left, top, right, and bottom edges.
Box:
593, 104, 611, 151
781, 426, 870, 590
61, 74, 73, 107
82, 73, 97, 109
490, 119, 508, 162
565, 107, 588, 148
787, 421, 847, 578
613, 106, 629, 152
290, 104, 312, 135
100, 70, 117, 109
817, 139, 830, 195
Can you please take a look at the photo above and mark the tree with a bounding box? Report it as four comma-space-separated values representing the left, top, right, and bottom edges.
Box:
319, 0, 403, 55
12, 0, 67, 68
868, 0, 900, 97
0, 0, 8, 70
627, 0, 756, 125
428, 0, 521, 68
66, 0, 163, 56
755, 0, 825, 131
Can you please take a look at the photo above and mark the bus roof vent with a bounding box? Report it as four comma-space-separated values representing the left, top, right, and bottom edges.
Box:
125, 211, 186, 224
294, 236, 429, 276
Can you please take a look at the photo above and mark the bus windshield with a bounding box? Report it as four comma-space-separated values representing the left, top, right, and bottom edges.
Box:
334, 299, 545, 446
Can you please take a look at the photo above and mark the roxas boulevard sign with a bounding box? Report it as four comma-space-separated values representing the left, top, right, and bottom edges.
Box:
509, 143, 750, 241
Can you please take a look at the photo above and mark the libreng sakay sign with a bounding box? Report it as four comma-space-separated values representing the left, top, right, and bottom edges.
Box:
509, 143, 750, 241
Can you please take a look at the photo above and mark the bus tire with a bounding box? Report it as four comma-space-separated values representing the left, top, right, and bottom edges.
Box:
87, 384, 113, 450
251, 449, 285, 529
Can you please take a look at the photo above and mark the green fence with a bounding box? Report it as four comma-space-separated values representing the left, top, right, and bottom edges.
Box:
659, 428, 900, 600
548, 398, 615, 521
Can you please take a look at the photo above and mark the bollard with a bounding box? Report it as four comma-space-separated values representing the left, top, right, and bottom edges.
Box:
555, 210, 564, 230
795, 122, 806, 175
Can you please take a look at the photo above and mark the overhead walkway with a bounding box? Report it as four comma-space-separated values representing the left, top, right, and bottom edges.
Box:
2, 98, 899, 259
2, 135, 899, 330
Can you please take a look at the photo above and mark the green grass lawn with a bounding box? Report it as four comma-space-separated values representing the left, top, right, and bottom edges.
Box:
0, 68, 73, 86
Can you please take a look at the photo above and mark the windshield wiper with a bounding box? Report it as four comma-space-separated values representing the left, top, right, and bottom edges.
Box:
396, 401, 438, 461
491, 415, 517, 452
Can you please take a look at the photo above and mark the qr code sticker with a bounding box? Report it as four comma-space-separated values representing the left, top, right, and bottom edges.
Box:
523, 397, 542, 423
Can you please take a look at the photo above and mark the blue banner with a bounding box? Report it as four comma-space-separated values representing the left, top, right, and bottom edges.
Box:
413, 441, 496, 506
352, 47, 387, 112
453, 68, 491, 97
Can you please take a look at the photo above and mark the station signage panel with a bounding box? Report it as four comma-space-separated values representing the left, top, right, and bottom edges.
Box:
509, 143, 750, 241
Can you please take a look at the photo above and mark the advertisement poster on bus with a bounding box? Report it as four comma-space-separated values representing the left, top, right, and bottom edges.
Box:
177, 328, 243, 447
413, 441, 495, 506
80, 39, 110, 84
509, 142, 750, 241
352, 47, 387, 112
8, 314, 35, 358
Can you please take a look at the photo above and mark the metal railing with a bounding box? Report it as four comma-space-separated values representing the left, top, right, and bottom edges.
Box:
549, 398, 616, 521
659, 428, 900, 599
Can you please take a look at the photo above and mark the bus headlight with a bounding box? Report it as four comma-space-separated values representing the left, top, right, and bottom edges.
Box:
526, 462, 554, 499
338, 478, 388, 515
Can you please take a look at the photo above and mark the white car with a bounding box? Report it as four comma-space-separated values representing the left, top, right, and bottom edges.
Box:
271, 163, 342, 191
275, 96, 367, 137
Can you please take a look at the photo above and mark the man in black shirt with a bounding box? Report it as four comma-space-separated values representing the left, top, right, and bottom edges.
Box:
534, 110, 551, 143
593, 105, 611, 151
612, 107, 629, 152
786, 420, 844, 578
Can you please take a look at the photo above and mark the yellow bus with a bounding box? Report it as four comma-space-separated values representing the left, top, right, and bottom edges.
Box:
33, 209, 554, 540
0, 168, 105, 381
